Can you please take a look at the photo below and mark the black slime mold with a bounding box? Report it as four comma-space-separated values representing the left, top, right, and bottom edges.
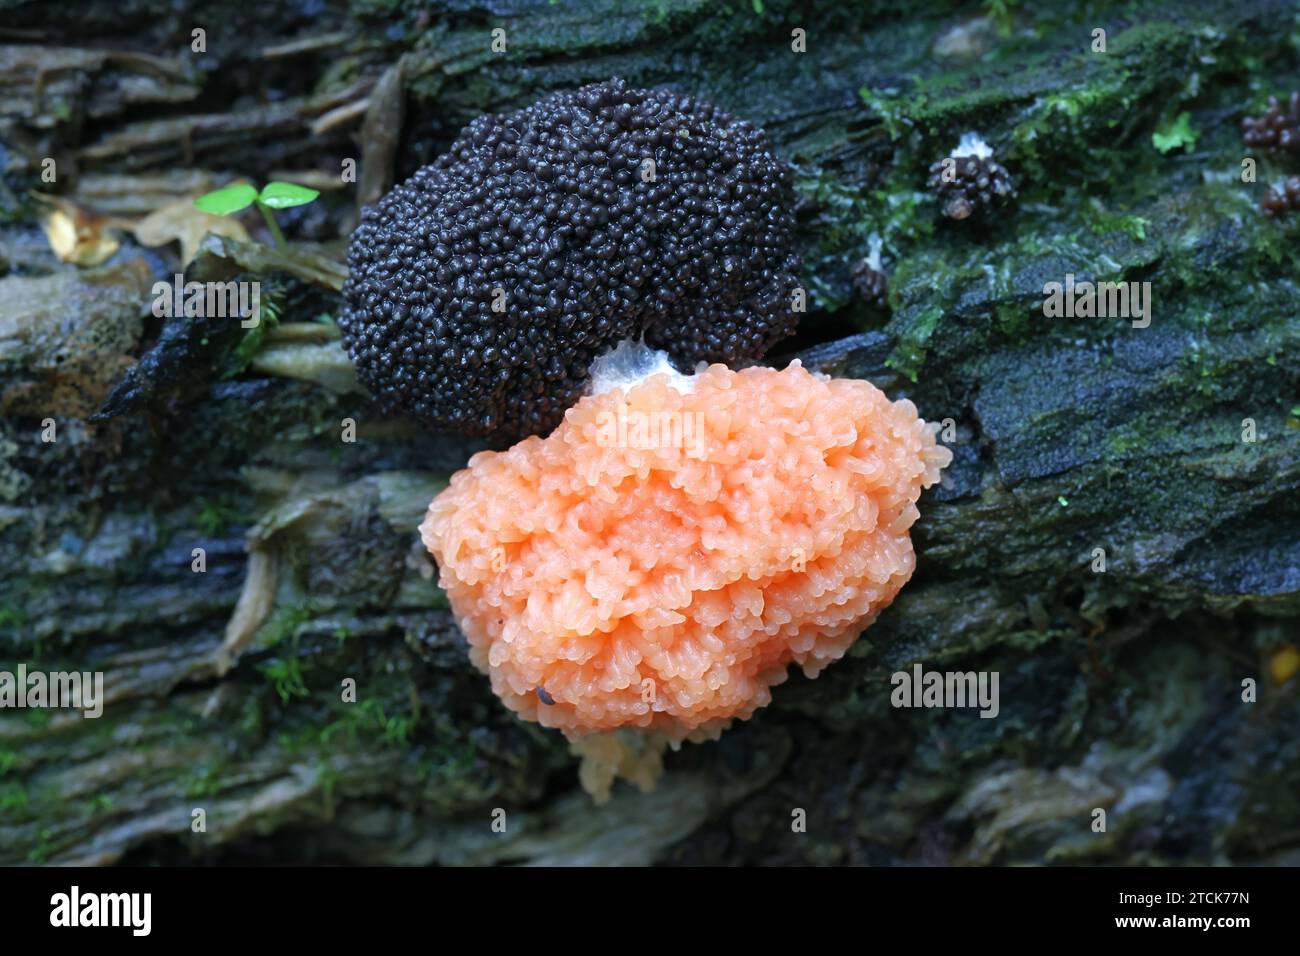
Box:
339, 77, 802, 439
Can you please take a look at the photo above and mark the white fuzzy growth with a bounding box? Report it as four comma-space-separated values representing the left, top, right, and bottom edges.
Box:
952, 131, 994, 159
865, 232, 884, 272
587, 339, 696, 395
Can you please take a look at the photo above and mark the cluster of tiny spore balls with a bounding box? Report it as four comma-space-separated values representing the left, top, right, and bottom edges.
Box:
1261, 176, 1300, 217
1242, 92, 1300, 154
339, 77, 802, 439
926, 151, 1016, 221
1242, 92, 1300, 216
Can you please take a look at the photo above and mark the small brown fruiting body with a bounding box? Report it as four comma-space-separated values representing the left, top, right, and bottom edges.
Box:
851, 258, 889, 312
927, 132, 1016, 221
1261, 176, 1300, 216
1242, 93, 1300, 154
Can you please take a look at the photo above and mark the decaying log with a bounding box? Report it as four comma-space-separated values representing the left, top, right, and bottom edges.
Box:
1, 0, 1298, 866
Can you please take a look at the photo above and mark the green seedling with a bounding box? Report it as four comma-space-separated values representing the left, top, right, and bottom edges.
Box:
193, 180, 320, 250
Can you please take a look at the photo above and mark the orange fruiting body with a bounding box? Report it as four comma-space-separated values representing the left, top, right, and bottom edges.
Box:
421, 359, 949, 744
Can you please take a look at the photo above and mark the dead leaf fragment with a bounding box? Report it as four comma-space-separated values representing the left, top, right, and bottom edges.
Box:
33, 193, 121, 266
132, 195, 250, 265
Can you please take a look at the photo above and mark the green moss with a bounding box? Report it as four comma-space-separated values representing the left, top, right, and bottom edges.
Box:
236, 693, 266, 739
1152, 111, 1199, 154
0, 604, 27, 637
886, 302, 946, 381
254, 613, 316, 703
252, 603, 314, 650
228, 288, 282, 376
87, 793, 115, 815
1087, 210, 1150, 243
260, 654, 310, 703
0, 781, 29, 820
1105, 426, 1149, 457
276, 729, 306, 757
26, 827, 56, 863
319, 696, 419, 747
792, 161, 908, 314
858, 87, 923, 142
424, 736, 478, 781
183, 762, 225, 799
194, 496, 243, 536
982, 0, 1019, 37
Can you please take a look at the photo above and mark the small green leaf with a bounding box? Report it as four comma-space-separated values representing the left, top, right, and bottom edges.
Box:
193, 183, 258, 216
1152, 112, 1198, 154
258, 181, 320, 209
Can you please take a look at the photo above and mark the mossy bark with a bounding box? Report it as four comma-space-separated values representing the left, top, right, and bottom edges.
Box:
1, 0, 1298, 864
